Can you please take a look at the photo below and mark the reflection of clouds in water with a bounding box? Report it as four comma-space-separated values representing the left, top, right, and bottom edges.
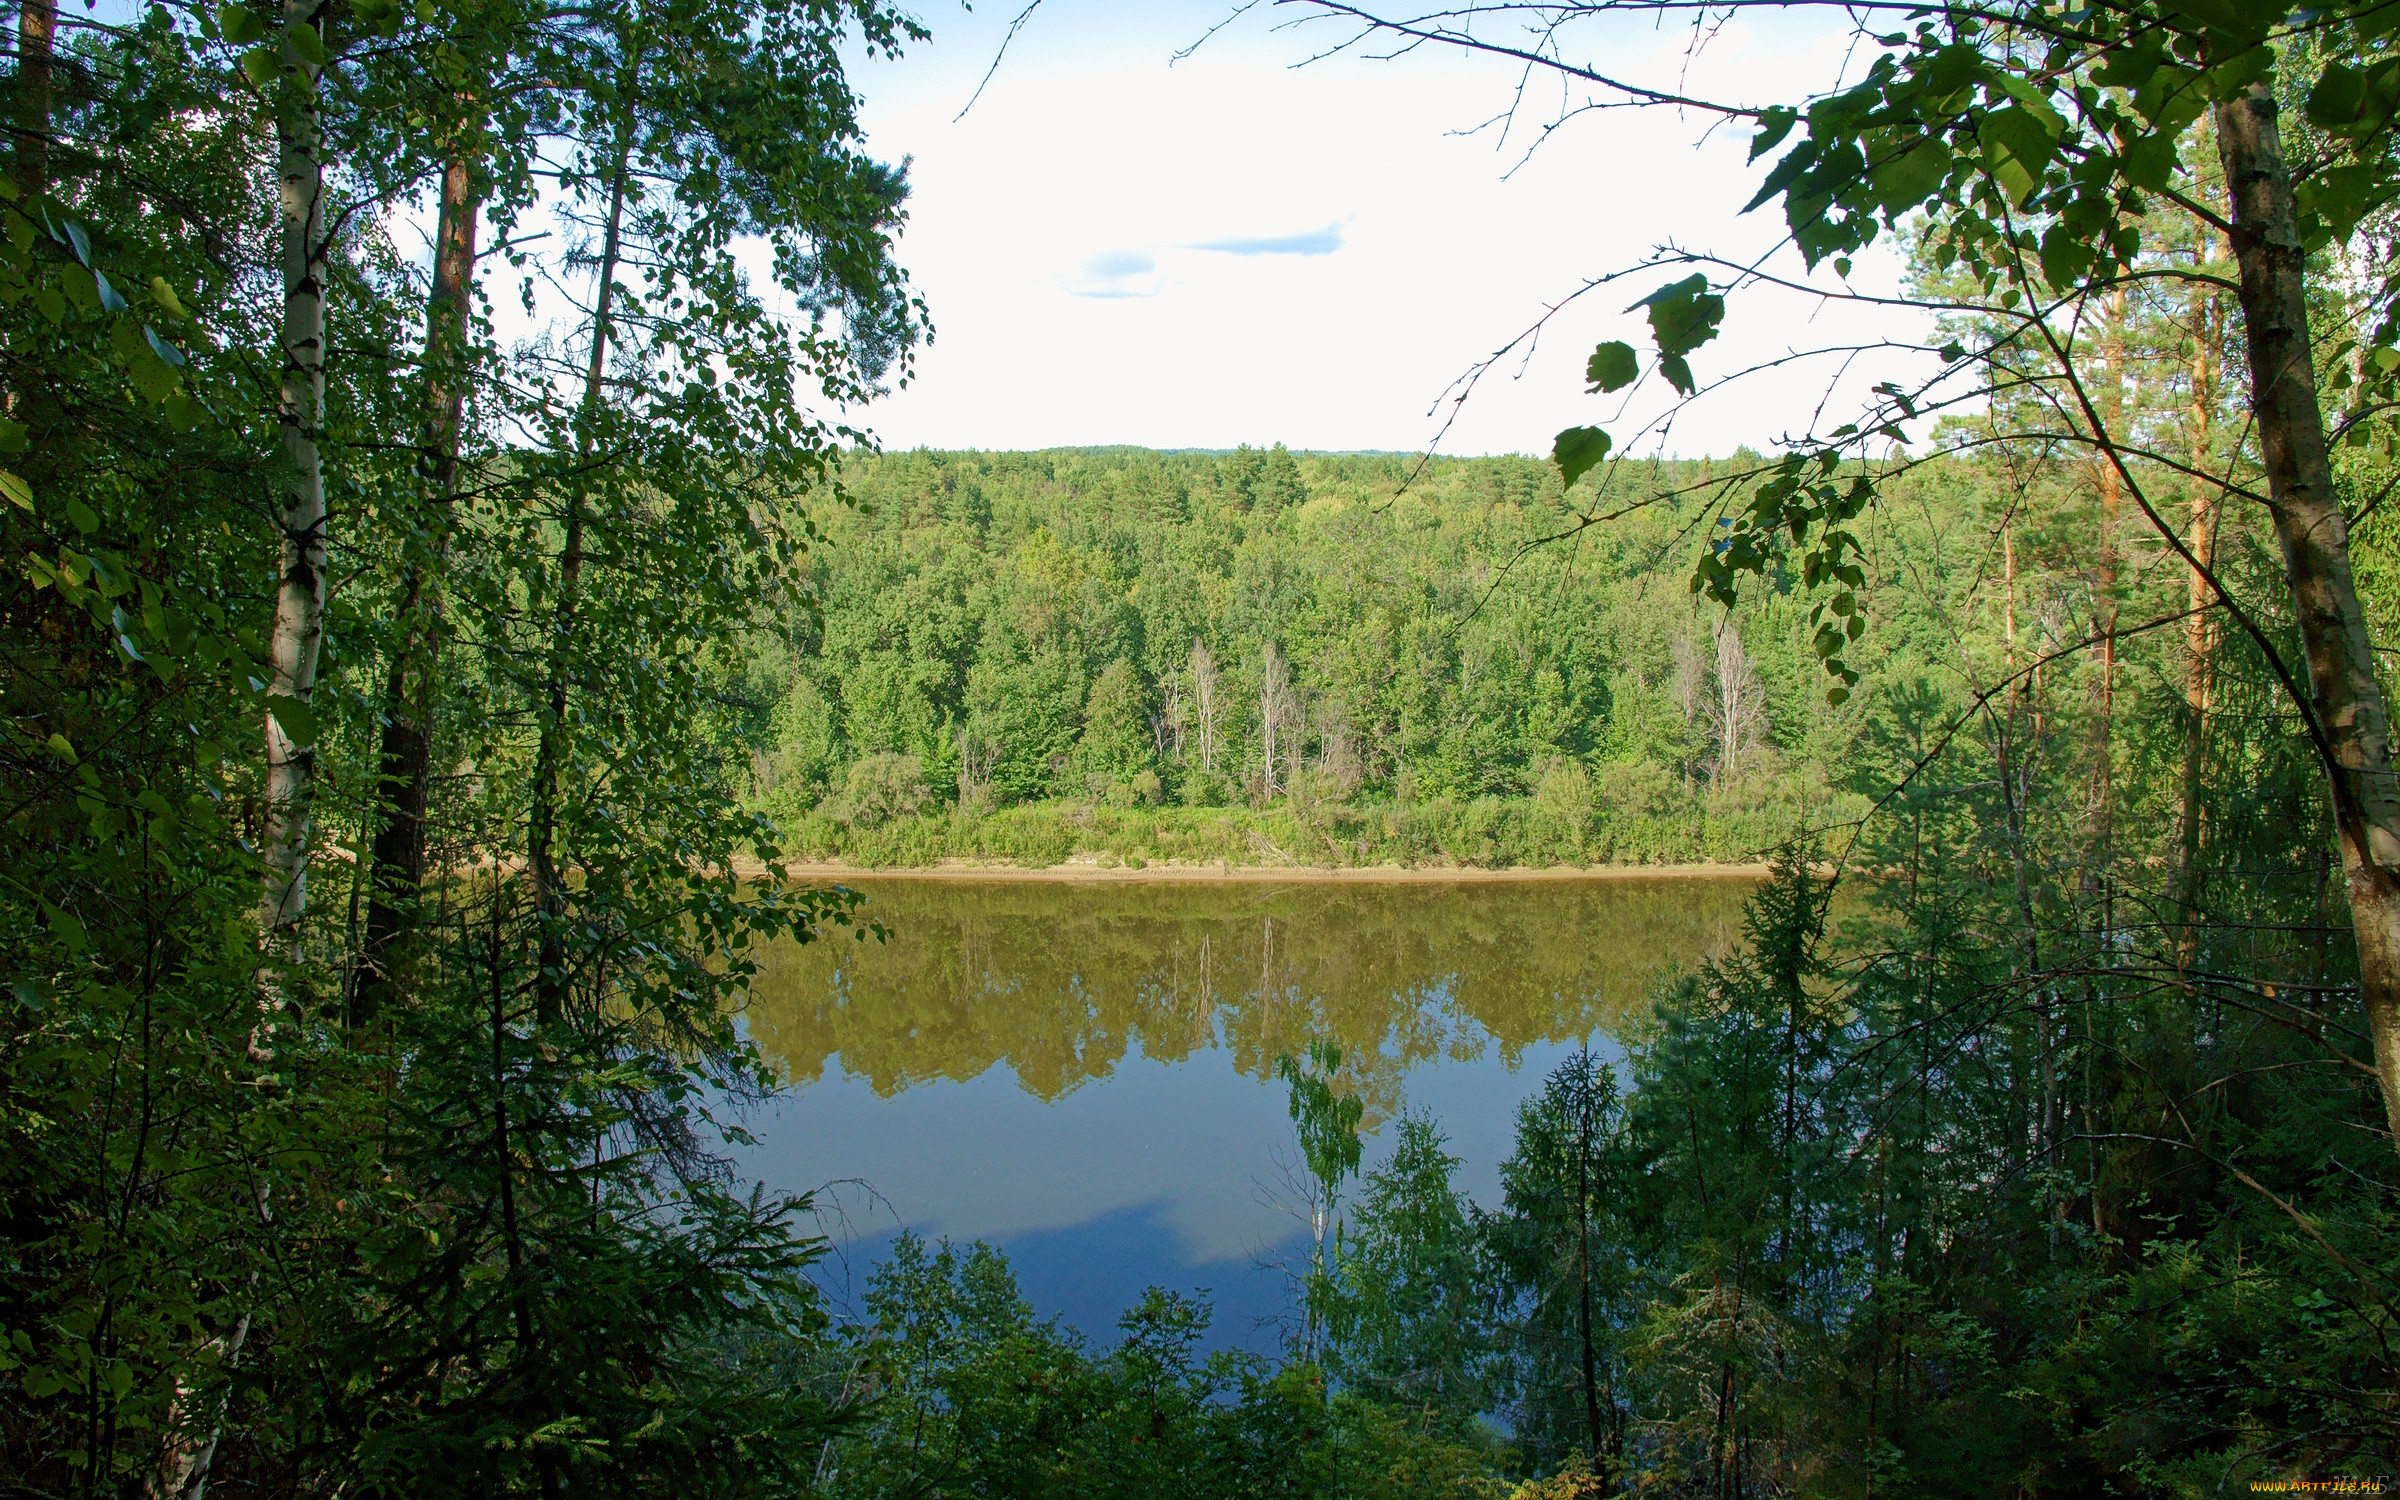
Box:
743, 1030, 1608, 1269
748, 1039, 1290, 1262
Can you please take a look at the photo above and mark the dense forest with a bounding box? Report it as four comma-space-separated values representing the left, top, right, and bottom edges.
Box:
10, 0, 2400, 1494
737, 445, 1852, 868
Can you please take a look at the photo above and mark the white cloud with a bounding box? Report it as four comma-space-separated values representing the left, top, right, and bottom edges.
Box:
1064, 247, 1161, 298
1191, 222, 1347, 256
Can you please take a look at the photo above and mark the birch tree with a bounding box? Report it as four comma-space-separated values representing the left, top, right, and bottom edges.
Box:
254, 0, 330, 959
1191, 637, 1220, 773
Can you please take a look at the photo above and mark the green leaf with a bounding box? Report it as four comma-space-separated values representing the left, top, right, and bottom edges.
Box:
1978, 107, 2058, 206
1996, 75, 2068, 138
2199, 45, 2275, 103
2309, 61, 2368, 131
0, 471, 29, 510
1868, 138, 1949, 214
2118, 130, 2180, 192
129, 345, 180, 404
92, 270, 126, 314
149, 276, 190, 320
38, 899, 84, 955
59, 262, 98, 314
44, 733, 74, 763
241, 45, 279, 86
2039, 222, 2093, 288
65, 497, 97, 534
1584, 341, 1638, 393
267, 694, 318, 747
2092, 30, 2169, 88
1658, 352, 1697, 396
1749, 106, 1798, 163
218, 1, 268, 43
285, 21, 328, 66
2299, 161, 2389, 242
1551, 426, 1613, 488
1634, 274, 1725, 357
2164, 0, 2279, 45
2134, 65, 2209, 133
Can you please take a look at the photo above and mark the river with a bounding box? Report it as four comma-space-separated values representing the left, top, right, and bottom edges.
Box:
733, 873, 1759, 1348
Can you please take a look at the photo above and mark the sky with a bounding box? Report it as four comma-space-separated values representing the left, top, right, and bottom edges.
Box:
836, 0, 1932, 458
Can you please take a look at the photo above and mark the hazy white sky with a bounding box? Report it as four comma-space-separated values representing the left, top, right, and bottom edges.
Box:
839, 1, 1929, 458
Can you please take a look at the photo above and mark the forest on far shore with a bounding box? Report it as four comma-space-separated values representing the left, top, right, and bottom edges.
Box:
727, 441, 2215, 870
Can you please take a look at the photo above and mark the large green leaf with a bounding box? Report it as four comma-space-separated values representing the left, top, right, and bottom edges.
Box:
1551, 426, 1613, 488
1584, 341, 1638, 393
1868, 138, 1950, 214
1635, 274, 1724, 357
1977, 107, 2057, 206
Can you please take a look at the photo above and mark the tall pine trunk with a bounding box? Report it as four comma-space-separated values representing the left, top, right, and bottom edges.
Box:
14, 0, 52, 197
357, 149, 482, 1022
2216, 86, 2400, 1150
2176, 235, 2224, 957
2089, 286, 2125, 885
259, 0, 330, 960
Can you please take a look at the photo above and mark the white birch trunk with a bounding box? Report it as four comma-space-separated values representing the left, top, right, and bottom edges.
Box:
259, 0, 330, 950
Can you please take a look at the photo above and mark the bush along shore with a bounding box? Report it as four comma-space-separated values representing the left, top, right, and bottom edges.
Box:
759, 769, 1845, 871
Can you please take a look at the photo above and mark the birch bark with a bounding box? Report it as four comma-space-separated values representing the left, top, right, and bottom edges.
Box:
259, 0, 330, 956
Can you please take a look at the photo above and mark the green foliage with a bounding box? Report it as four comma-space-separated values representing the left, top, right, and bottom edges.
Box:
1326, 1115, 1505, 1432
827, 750, 934, 828
1281, 1040, 1366, 1197
827, 1232, 1514, 1500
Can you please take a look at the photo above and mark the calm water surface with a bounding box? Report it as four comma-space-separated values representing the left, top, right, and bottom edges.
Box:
734, 875, 1756, 1347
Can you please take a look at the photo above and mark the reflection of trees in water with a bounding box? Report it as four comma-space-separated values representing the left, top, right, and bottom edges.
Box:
742, 880, 1756, 1113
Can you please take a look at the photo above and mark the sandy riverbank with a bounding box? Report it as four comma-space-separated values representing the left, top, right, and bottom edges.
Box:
742, 858, 1773, 884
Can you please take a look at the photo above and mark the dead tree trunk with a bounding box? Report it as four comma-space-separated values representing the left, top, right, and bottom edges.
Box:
2176, 219, 2225, 956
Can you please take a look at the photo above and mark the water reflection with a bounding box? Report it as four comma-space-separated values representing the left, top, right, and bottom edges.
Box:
745, 877, 1756, 1114
735, 875, 1756, 1341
